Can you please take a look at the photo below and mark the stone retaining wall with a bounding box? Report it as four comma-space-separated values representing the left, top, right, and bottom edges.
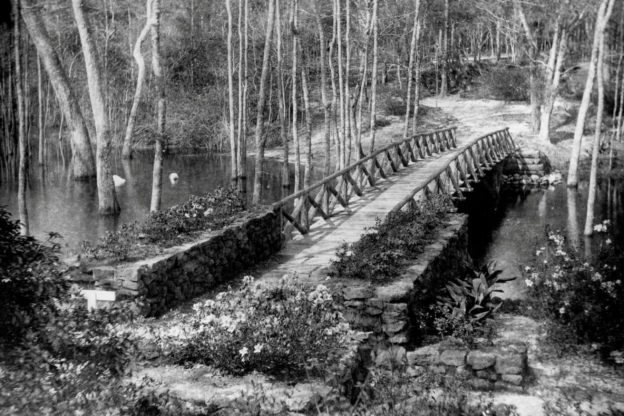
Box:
337, 213, 471, 347
91, 207, 282, 316
407, 340, 529, 391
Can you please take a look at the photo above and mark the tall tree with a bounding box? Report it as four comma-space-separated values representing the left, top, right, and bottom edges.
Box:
439, 0, 449, 97
72, 0, 120, 215
368, 0, 379, 153
225, 0, 237, 183
404, 0, 421, 138
237, 0, 248, 191
15, 1, 28, 235
37, 53, 44, 165
314, 2, 332, 176
291, 0, 301, 192
20, 0, 96, 180
568, 0, 616, 187
276, 0, 289, 187
584, 28, 607, 236
252, 0, 276, 204
150, 0, 166, 212
123, 0, 153, 160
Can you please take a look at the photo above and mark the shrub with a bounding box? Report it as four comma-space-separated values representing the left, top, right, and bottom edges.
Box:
522, 223, 624, 359
331, 195, 453, 282
0, 207, 68, 345
434, 262, 514, 345
482, 65, 530, 102
160, 276, 355, 379
82, 185, 247, 261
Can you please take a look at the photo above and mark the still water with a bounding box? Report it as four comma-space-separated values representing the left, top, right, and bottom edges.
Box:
467, 177, 624, 300
0, 150, 322, 253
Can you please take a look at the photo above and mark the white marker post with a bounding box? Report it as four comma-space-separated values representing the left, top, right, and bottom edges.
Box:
81, 290, 116, 310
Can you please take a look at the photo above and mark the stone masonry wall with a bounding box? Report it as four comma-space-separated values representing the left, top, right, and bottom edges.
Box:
338, 213, 471, 347
407, 340, 529, 391
91, 207, 282, 316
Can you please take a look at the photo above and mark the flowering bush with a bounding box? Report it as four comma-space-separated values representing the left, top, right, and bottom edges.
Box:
82, 186, 247, 260
331, 195, 453, 282
160, 276, 355, 378
522, 224, 624, 359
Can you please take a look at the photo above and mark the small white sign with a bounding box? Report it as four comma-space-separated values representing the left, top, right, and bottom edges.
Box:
81, 290, 116, 310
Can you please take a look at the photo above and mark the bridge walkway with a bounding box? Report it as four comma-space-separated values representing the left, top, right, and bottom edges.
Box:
256, 131, 492, 286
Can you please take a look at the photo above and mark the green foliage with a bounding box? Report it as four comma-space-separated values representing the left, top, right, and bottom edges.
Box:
0, 207, 68, 345
437, 262, 515, 323
160, 276, 355, 379
82, 186, 247, 261
522, 224, 624, 359
331, 195, 453, 282
482, 65, 530, 102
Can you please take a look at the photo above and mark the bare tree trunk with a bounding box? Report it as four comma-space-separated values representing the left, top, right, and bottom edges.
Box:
568, 0, 616, 187
226, 0, 237, 183
439, 0, 449, 97
329, 0, 340, 170
15, 1, 29, 235
21, 0, 96, 180
412, 17, 422, 134
124, 0, 152, 159
276, 0, 289, 187
539, 26, 567, 143
344, 0, 352, 165
72, 0, 120, 215
584, 31, 607, 235
237, 0, 247, 190
252, 0, 276, 205
37, 52, 44, 165
291, 0, 300, 192
368, 0, 379, 153
240, 0, 249, 191
150, 0, 166, 212
302, 60, 312, 189
356, 4, 372, 158
336, 0, 345, 169
313, 1, 332, 176
404, 0, 420, 138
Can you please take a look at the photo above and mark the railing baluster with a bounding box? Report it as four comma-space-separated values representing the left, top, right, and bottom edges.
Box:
385, 149, 398, 172
405, 140, 418, 162
396, 144, 409, 166
327, 181, 348, 208
457, 154, 472, 191
345, 171, 363, 197
447, 165, 465, 201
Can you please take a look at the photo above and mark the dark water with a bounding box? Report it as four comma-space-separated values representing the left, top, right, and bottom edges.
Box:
0, 150, 322, 253
466, 177, 624, 299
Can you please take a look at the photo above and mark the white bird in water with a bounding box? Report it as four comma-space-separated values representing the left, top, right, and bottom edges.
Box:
112, 175, 126, 187
169, 173, 179, 186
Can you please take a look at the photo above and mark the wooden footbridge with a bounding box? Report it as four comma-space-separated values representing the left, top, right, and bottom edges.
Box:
261, 127, 516, 283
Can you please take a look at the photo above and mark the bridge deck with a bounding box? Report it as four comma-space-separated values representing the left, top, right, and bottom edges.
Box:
257, 133, 479, 286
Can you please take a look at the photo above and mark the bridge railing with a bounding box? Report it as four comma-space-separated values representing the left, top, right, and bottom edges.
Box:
390, 127, 515, 213
272, 126, 458, 242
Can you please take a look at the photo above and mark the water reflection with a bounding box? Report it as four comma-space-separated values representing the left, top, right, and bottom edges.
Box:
467, 176, 624, 300
0, 150, 321, 253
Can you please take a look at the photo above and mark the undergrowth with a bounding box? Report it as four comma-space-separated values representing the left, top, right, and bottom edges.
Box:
331, 194, 453, 282
81, 185, 247, 261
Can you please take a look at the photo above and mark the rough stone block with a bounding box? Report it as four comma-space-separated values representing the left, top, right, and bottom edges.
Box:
455, 365, 471, 379
495, 354, 525, 375
407, 346, 439, 366
388, 333, 409, 344
344, 300, 364, 309
439, 349, 467, 367
497, 341, 528, 355
469, 379, 492, 390
343, 287, 374, 300
382, 321, 406, 334
501, 374, 523, 385
430, 365, 447, 374
467, 350, 497, 370
116, 265, 143, 283
92, 266, 115, 281
406, 366, 425, 378
476, 370, 498, 381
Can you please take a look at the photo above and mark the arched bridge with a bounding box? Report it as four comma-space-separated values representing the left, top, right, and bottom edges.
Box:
262, 127, 516, 283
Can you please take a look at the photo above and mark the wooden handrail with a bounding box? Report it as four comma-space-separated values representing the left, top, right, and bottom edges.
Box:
267, 126, 519, 243
390, 127, 515, 213
271, 126, 457, 209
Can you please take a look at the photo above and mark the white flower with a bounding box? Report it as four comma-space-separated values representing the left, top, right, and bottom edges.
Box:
254, 344, 263, 354
544, 260, 548, 264
606, 239, 612, 245
525, 266, 531, 271
559, 307, 565, 315
239, 347, 248, 358
525, 279, 534, 287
